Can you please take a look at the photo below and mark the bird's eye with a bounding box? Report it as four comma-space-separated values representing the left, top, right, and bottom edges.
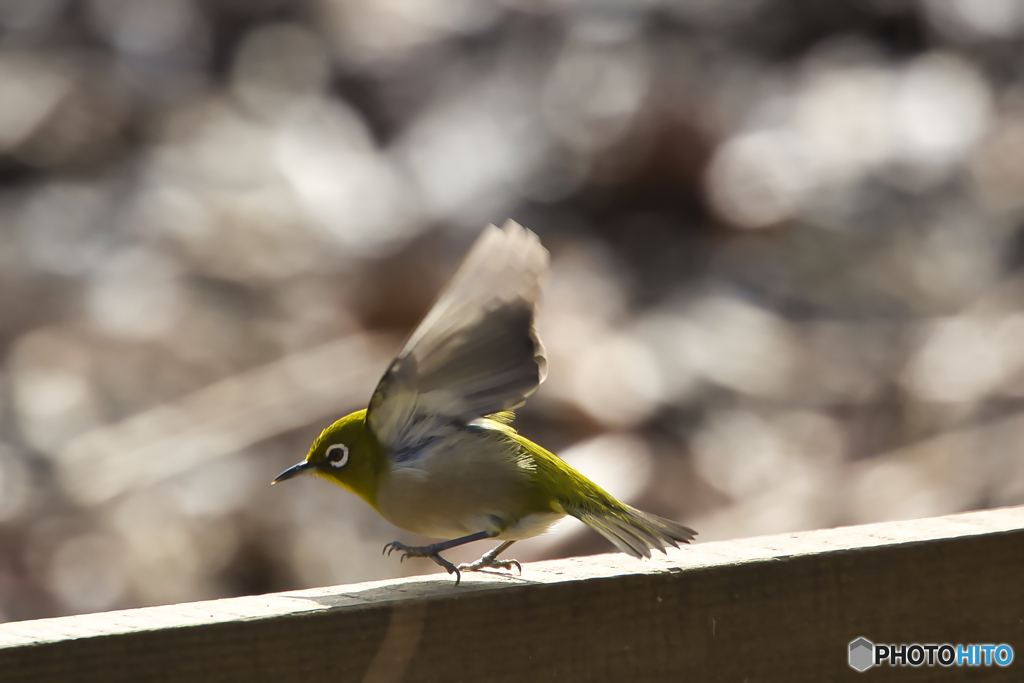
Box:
325, 444, 349, 468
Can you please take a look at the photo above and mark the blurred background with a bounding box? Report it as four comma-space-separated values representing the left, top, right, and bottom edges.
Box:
1, 0, 1023, 621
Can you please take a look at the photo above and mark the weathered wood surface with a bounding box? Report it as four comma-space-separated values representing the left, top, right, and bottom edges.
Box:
0, 506, 1021, 682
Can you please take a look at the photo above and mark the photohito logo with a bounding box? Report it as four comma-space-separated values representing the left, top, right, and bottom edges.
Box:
849, 638, 1014, 671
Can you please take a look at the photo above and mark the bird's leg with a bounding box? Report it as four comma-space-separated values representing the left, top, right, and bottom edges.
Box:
383, 530, 494, 586
458, 540, 521, 575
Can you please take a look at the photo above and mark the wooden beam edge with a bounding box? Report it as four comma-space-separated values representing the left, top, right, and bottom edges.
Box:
1, 505, 1021, 649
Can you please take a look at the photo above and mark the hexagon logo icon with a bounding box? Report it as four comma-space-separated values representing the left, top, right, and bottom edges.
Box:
849, 637, 874, 672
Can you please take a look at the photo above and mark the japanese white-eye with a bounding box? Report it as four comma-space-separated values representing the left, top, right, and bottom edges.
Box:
273, 221, 695, 584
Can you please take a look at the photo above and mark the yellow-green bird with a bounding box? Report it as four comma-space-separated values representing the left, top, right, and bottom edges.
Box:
273, 221, 695, 584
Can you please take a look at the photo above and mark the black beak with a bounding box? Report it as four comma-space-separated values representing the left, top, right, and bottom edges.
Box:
272, 460, 316, 484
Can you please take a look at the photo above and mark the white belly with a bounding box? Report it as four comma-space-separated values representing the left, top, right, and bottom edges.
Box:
494, 512, 564, 540
373, 428, 560, 540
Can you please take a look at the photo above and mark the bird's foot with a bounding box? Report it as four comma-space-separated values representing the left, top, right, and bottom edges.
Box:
383, 541, 462, 585
458, 551, 522, 575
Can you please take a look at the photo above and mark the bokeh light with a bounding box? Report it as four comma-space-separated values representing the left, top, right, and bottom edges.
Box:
0, 0, 1022, 622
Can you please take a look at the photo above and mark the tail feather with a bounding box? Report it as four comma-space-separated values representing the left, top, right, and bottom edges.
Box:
580, 513, 653, 558
609, 516, 664, 556
570, 505, 697, 559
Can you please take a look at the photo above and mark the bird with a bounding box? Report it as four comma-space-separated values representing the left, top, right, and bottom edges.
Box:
273, 220, 695, 584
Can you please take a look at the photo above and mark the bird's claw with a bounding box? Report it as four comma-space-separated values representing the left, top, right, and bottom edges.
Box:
458, 556, 522, 575
382, 541, 463, 586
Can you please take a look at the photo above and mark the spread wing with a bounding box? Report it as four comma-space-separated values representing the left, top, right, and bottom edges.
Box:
367, 220, 549, 455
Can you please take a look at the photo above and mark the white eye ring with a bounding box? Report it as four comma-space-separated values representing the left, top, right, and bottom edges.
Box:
326, 444, 349, 468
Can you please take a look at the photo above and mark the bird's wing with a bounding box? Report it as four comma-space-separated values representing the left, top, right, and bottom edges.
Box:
367, 220, 549, 455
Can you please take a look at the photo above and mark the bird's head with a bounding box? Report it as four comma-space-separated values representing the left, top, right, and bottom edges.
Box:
272, 409, 383, 505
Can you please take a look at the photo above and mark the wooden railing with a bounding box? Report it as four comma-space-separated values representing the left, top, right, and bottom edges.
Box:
1, 506, 1021, 682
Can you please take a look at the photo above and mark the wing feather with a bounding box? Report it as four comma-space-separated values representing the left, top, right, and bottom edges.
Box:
368, 221, 549, 453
